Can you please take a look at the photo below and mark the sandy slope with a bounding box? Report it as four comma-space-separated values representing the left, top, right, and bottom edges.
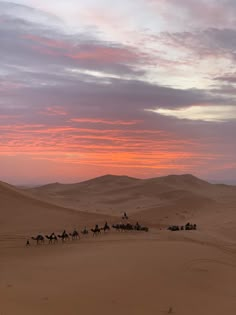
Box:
0, 181, 114, 247
1, 174, 236, 314
1, 232, 236, 315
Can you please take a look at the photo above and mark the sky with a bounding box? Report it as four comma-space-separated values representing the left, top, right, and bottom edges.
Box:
0, 0, 236, 185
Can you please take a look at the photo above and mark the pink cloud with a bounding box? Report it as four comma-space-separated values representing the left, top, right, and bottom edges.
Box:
23, 33, 139, 64
39, 106, 67, 116
66, 46, 139, 63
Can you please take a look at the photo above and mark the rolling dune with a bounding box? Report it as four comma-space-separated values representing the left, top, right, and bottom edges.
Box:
1, 174, 236, 315
26, 174, 236, 230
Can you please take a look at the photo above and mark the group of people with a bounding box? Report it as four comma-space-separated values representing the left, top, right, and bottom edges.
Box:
112, 221, 149, 232
26, 212, 149, 246
167, 222, 197, 232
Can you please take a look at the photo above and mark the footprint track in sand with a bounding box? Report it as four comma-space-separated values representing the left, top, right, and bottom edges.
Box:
183, 258, 236, 272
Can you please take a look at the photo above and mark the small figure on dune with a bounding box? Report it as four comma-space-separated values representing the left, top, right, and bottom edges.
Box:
26, 239, 30, 247
122, 212, 128, 220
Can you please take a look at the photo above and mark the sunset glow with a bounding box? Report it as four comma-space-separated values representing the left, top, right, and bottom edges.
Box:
1, 0, 236, 184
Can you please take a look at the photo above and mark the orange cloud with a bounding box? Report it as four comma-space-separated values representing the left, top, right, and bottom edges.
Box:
70, 118, 140, 125
0, 121, 220, 180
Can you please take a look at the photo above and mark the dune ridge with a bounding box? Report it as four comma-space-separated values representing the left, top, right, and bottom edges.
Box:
24, 174, 236, 229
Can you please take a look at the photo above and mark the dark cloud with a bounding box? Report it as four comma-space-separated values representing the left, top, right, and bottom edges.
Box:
214, 73, 236, 83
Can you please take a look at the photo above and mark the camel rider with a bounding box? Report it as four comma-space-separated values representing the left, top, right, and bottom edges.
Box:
136, 222, 141, 229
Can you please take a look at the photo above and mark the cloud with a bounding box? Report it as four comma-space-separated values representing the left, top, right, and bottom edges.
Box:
0, 1, 145, 80
147, 105, 236, 122
160, 28, 236, 60
1, 0, 236, 183
214, 73, 236, 83
70, 118, 141, 125
145, 0, 236, 29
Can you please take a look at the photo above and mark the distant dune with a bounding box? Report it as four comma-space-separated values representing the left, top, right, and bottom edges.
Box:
25, 173, 235, 214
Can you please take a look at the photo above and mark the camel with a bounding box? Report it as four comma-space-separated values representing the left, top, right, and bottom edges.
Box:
45, 233, 58, 244
69, 230, 80, 240
91, 225, 101, 236
31, 235, 44, 245
101, 222, 110, 232
167, 225, 180, 231
134, 222, 141, 230
185, 222, 197, 230
58, 230, 70, 241
139, 226, 149, 232
81, 227, 89, 235
112, 224, 121, 231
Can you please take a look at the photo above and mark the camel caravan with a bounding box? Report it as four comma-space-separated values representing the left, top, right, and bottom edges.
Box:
27, 213, 198, 246
167, 222, 197, 232
27, 213, 149, 246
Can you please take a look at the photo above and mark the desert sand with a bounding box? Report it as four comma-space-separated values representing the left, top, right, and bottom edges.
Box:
1, 174, 236, 314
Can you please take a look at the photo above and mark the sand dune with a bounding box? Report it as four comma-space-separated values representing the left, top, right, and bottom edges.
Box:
22, 173, 236, 242
1, 232, 236, 315
1, 174, 236, 314
26, 174, 236, 225
0, 180, 114, 243
2, 174, 236, 240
